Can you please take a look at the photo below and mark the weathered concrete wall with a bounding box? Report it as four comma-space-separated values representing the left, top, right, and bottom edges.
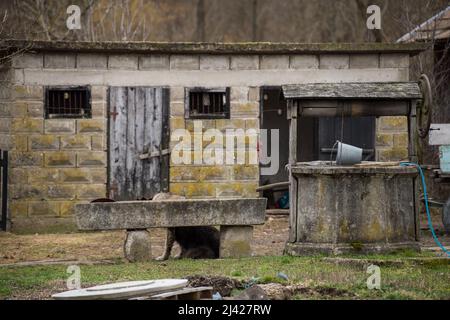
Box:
7, 51, 411, 232
286, 164, 419, 255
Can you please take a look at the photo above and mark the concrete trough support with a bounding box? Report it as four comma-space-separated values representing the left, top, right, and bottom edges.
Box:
124, 229, 152, 262
220, 226, 254, 258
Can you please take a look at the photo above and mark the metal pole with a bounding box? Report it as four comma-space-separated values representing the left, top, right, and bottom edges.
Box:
1, 150, 8, 231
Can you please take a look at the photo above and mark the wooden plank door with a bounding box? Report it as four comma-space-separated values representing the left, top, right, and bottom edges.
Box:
108, 87, 169, 200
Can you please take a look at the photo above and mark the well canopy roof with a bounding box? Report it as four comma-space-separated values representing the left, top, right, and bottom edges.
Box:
282, 82, 422, 100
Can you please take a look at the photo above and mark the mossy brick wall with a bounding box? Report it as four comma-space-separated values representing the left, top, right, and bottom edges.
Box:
169, 86, 260, 198
6, 51, 108, 226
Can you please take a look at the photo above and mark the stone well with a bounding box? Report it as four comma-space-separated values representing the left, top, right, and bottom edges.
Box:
285, 162, 420, 255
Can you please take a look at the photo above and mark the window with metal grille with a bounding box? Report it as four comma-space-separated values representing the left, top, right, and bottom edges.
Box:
45, 87, 91, 119
186, 88, 230, 119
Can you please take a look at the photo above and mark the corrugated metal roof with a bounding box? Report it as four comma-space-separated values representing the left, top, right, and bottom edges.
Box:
282, 82, 422, 100
397, 6, 450, 43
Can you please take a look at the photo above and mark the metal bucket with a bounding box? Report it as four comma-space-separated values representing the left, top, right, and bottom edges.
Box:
336, 141, 362, 165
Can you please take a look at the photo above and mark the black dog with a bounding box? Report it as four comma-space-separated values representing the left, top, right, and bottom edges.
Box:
153, 193, 220, 260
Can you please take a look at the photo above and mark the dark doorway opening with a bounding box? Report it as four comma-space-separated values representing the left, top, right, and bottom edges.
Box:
260, 87, 376, 208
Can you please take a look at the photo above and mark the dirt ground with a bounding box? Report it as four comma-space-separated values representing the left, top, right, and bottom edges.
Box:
0, 214, 449, 265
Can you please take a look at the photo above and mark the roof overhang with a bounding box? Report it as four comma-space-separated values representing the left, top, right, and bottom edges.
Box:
282, 82, 422, 100
1, 40, 429, 55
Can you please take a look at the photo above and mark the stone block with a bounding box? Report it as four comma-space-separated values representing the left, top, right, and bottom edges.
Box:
349, 54, 379, 68
27, 102, 44, 117
44, 53, 76, 69
170, 102, 185, 117
45, 152, 76, 167
215, 182, 258, 198
75, 198, 267, 230
60, 136, 91, 150
220, 226, 253, 258
90, 169, 107, 183
0, 103, 11, 117
77, 119, 104, 133
28, 168, 59, 183
260, 55, 289, 69
12, 53, 43, 69
60, 201, 76, 216
170, 182, 215, 198
170, 117, 185, 131
46, 185, 77, 200
230, 87, 249, 102
139, 55, 169, 70
380, 53, 409, 68
77, 151, 106, 167
248, 87, 259, 102
77, 53, 108, 69
76, 184, 106, 199
377, 148, 408, 161
59, 168, 91, 183
9, 168, 27, 184
245, 119, 259, 130
14, 69, 24, 84
10, 201, 28, 217
378, 116, 407, 132
45, 119, 75, 134
91, 101, 106, 117
393, 133, 408, 147
200, 55, 230, 70
319, 54, 349, 69
13, 135, 28, 151
12, 118, 43, 133
13, 85, 43, 100
11, 102, 27, 117
170, 87, 185, 102
0, 134, 13, 150
215, 119, 245, 131
124, 230, 152, 262
289, 55, 319, 69
10, 184, 44, 200
375, 133, 393, 147
29, 135, 60, 150
230, 102, 258, 117
10, 151, 43, 167
28, 201, 60, 216
230, 56, 259, 70
108, 54, 138, 69
91, 86, 107, 101
232, 165, 259, 180
0, 118, 11, 133
91, 136, 104, 150
0, 84, 11, 99
170, 55, 200, 70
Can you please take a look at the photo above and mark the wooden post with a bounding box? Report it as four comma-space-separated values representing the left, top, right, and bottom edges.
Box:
408, 100, 418, 163
287, 100, 298, 243
408, 100, 420, 241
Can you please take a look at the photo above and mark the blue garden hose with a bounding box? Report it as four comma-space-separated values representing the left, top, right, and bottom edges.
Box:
400, 162, 450, 257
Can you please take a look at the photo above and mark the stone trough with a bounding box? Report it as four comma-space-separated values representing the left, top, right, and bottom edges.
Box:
75, 198, 267, 261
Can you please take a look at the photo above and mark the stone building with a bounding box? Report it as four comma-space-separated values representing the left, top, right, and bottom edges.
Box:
0, 40, 426, 233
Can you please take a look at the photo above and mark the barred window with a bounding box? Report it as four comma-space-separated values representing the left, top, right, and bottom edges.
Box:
186, 88, 230, 119
45, 87, 91, 119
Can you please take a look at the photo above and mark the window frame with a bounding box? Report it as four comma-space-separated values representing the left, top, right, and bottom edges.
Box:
44, 86, 92, 119
184, 87, 230, 120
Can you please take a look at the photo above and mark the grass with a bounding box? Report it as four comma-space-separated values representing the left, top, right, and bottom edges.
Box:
0, 252, 449, 300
